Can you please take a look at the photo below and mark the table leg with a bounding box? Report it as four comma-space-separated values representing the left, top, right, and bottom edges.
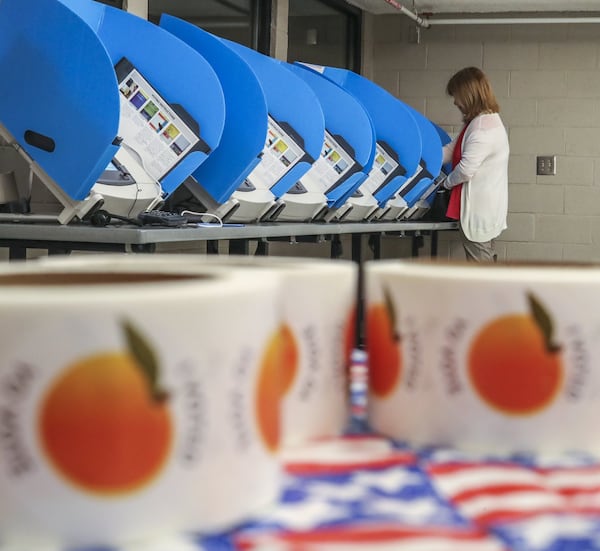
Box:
206, 240, 219, 255
9, 246, 26, 261
368, 234, 381, 259
430, 231, 439, 257
229, 239, 249, 255
411, 234, 424, 257
330, 235, 343, 259
255, 240, 269, 256
351, 234, 362, 264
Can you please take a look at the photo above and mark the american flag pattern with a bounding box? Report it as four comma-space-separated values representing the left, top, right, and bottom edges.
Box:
29, 436, 600, 551
206, 436, 600, 551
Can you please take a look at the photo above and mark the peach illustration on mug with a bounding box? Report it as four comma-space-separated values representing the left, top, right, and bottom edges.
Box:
255, 323, 299, 452
468, 292, 564, 415
39, 321, 173, 495
367, 288, 402, 398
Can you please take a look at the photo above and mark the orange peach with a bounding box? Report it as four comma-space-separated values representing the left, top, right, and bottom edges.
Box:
39, 350, 172, 495
468, 294, 563, 415
367, 302, 402, 398
255, 324, 299, 452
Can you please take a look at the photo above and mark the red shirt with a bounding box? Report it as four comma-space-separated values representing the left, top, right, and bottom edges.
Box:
445, 123, 469, 220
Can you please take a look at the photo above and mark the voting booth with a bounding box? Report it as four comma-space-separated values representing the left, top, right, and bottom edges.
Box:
405, 122, 452, 220
416, 123, 454, 222
158, 15, 269, 214
266, 63, 377, 222
305, 65, 422, 222
388, 104, 443, 221
0, 0, 225, 224
205, 42, 325, 223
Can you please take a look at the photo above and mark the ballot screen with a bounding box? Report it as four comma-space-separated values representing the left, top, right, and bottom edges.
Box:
115, 57, 203, 182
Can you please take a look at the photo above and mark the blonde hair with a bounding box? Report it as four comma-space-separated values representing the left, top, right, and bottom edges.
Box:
446, 67, 500, 123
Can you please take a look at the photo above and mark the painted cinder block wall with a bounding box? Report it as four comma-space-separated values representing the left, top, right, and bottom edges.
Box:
363, 13, 600, 262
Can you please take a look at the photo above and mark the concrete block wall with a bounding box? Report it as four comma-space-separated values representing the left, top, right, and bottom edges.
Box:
367, 13, 600, 262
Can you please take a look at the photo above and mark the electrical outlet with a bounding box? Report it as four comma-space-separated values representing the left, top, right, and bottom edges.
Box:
537, 155, 556, 176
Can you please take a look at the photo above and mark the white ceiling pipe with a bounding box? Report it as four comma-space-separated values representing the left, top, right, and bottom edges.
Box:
382, 0, 431, 27
377, 1, 600, 28
425, 16, 600, 24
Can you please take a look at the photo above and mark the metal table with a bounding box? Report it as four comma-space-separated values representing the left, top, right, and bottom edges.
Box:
0, 220, 458, 262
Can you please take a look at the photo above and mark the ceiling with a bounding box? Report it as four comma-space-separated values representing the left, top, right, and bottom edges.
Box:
344, 0, 600, 14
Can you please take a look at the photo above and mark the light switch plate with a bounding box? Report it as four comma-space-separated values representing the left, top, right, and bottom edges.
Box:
537, 156, 556, 176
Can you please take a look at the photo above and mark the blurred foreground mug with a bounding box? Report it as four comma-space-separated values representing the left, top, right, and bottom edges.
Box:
0, 255, 283, 547
366, 259, 600, 456
183, 255, 358, 448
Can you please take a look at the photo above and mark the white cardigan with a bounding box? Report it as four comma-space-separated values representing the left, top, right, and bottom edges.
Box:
442, 113, 509, 243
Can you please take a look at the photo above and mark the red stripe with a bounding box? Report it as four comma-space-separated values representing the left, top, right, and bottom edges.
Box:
537, 465, 600, 475
569, 506, 600, 515
473, 506, 565, 526
556, 485, 600, 497
451, 483, 550, 503
236, 525, 494, 546
285, 452, 417, 475
427, 462, 524, 476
